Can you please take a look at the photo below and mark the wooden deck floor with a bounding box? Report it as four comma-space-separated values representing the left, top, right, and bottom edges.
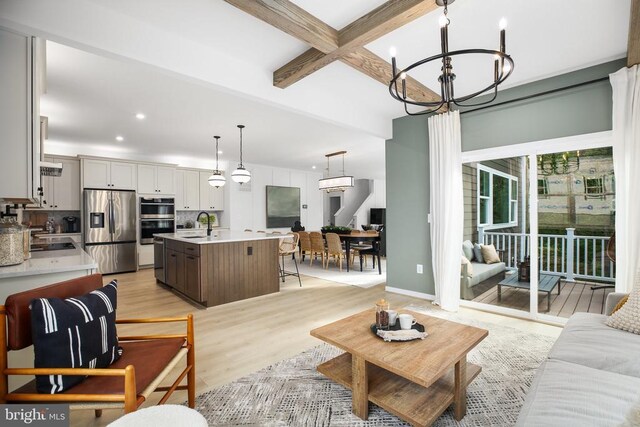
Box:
471, 277, 614, 318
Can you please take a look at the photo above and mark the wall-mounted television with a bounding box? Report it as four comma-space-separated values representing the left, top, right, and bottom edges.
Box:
266, 186, 301, 228
370, 208, 385, 225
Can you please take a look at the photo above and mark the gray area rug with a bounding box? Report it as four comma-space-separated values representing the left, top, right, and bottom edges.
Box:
194, 305, 556, 426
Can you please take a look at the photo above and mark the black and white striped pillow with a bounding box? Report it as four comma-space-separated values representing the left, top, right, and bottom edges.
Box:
30, 280, 123, 393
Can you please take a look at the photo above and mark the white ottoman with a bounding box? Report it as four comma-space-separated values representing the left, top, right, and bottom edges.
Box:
108, 405, 207, 427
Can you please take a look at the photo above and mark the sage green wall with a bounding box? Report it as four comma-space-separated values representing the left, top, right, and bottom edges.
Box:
385, 59, 625, 295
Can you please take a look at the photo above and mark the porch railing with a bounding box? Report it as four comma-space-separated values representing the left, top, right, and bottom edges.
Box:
479, 227, 615, 283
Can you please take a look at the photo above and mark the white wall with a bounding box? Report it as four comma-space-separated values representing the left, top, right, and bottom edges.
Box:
355, 179, 386, 227
229, 163, 323, 232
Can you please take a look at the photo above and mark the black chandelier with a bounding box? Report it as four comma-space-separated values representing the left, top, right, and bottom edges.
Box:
389, 0, 514, 115
538, 151, 581, 176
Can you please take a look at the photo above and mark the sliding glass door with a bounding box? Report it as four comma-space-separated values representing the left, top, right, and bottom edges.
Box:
460, 132, 615, 323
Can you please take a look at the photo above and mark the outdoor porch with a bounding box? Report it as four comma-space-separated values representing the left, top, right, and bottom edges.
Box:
468, 272, 614, 318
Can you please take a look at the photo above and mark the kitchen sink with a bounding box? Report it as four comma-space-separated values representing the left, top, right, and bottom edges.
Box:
181, 235, 205, 239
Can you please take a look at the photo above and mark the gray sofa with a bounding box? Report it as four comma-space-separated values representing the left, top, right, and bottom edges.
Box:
460, 240, 505, 300
516, 293, 640, 426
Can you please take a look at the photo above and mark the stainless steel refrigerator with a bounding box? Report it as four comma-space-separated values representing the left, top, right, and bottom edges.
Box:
83, 189, 137, 274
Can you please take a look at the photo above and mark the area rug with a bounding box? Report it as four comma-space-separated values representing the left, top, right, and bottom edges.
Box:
193, 306, 556, 426
286, 257, 386, 289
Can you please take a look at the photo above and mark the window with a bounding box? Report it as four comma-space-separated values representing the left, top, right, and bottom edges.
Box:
583, 176, 606, 200
477, 165, 518, 229
538, 178, 549, 199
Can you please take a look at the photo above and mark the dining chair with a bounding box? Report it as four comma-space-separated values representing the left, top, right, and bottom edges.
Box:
297, 231, 311, 261
278, 233, 302, 286
325, 233, 349, 272
309, 231, 326, 267
350, 230, 377, 267
0, 274, 196, 417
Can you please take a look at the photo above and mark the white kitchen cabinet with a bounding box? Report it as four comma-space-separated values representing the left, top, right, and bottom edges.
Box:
199, 171, 224, 211
41, 156, 80, 210
175, 169, 200, 210
0, 29, 41, 202
137, 164, 175, 195
82, 159, 136, 190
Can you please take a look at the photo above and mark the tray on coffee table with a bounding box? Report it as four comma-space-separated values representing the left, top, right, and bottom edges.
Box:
370, 322, 425, 339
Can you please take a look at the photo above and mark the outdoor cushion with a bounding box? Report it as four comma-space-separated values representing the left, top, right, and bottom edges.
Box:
30, 280, 121, 393
548, 312, 640, 378
465, 262, 505, 287
473, 243, 484, 263
461, 256, 473, 277
481, 244, 501, 264
516, 359, 640, 426
462, 240, 474, 261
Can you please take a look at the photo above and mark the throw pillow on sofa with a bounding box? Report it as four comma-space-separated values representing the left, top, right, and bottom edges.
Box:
462, 240, 475, 262
473, 243, 484, 263
30, 280, 122, 393
606, 271, 640, 335
481, 244, 501, 264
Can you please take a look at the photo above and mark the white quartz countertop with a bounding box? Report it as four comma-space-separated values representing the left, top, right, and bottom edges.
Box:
0, 237, 97, 279
155, 230, 283, 244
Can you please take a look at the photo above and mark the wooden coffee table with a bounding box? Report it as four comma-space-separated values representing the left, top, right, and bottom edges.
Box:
310, 309, 488, 426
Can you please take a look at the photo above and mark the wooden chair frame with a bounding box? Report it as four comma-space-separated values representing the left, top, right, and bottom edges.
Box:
0, 309, 195, 415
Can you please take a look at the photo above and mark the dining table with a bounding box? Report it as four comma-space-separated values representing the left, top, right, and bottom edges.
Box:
329, 231, 380, 273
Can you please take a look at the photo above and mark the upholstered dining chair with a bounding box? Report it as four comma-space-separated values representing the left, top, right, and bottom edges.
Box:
325, 233, 350, 272
297, 231, 311, 261
0, 274, 196, 417
278, 233, 302, 286
349, 230, 377, 267
308, 232, 326, 267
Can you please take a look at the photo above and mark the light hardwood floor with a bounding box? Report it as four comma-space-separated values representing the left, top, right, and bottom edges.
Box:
72, 268, 561, 426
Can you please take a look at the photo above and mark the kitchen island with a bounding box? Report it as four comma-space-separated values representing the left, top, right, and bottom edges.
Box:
154, 231, 281, 307
0, 236, 97, 305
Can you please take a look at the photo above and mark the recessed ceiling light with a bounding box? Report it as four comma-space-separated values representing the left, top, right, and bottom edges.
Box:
218, 150, 223, 154
312, 165, 316, 169
115, 136, 124, 142
135, 113, 145, 120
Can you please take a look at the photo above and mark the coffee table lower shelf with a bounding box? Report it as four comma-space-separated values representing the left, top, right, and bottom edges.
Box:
318, 352, 481, 427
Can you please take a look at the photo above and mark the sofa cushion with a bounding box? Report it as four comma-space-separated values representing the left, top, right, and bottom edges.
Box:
516, 359, 640, 426
462, 240, 474, 261
606, 270, 640, 334
473, 243, 484, 263
481, 244, 501, 264
548, 312, 640, 378
466, 262, 505, 287
30, 280, 122, 393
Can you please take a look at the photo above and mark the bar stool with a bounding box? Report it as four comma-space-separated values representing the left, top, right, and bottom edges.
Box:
278, 233, 302, 286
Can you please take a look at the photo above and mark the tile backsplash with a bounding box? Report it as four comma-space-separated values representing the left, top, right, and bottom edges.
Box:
176, 211, 221, 229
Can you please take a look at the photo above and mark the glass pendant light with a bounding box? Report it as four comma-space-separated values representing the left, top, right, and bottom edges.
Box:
231, 124, 251, 184
208, 135, 226, 188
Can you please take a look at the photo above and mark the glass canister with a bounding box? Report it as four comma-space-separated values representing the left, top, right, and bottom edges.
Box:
375, 299, 390, 330
0, 218, 25, 267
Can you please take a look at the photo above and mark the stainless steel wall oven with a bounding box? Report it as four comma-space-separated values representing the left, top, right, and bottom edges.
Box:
139, 197, 175, 245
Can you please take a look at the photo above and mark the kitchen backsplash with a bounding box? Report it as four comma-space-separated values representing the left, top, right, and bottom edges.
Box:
176, 211, 221, 228
21, 210, 81, 232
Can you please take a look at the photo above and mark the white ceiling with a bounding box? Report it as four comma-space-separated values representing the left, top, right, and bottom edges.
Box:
0, 0, 631, 179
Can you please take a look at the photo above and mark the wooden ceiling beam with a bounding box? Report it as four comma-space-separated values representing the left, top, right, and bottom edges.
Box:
341, 48, 440, 103
222, 0, 338, 52
225, 0, 441, 103
275, 0, 438, 89
628, 0, 640, 66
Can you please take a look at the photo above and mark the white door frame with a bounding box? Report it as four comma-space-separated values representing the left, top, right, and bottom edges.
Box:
460, 130, 613, 325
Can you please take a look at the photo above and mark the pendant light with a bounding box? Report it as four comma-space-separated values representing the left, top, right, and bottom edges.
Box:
231, 124, 251, 184
208, 135, 226, 188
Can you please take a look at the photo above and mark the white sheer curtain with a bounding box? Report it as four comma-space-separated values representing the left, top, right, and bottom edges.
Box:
610, 65, 640, 293
428, 110, 463, 311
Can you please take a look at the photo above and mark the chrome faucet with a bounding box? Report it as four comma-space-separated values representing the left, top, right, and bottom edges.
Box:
196, 211, 212, 236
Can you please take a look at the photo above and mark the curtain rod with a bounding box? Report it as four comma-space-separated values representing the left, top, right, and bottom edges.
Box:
459, 76, 610, 115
